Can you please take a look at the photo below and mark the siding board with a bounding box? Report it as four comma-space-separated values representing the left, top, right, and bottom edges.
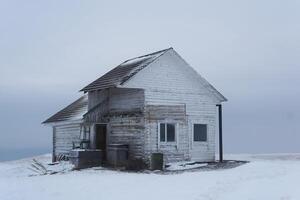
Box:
53, 123, 81, 158
123, 50, 218, 162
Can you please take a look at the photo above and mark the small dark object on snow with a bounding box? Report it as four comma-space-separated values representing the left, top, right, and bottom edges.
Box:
150, 153, 164, 170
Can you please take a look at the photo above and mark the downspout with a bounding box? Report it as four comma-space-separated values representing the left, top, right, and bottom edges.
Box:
216, 104, 223, 162
52, 126, 56, 163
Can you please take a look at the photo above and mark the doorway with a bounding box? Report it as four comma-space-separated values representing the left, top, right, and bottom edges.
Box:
95, 124, 107, 160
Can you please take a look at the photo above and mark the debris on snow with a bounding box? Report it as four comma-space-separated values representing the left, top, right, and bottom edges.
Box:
166, 161, 208, 171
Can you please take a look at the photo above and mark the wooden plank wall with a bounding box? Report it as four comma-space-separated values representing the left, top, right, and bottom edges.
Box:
88, 89, 108, 110
108, 116, 145, 160
53, 123, 81, 158
85, 88, 144, 123
107, 88, 145, 160
109, 88, 144, 114
144, 104, 189, 164
85, 88, 146, 160
53, 88, 145, 161
122, 50, 219, 162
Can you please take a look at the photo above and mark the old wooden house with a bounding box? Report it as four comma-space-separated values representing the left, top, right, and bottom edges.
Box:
43, 48, 227, 167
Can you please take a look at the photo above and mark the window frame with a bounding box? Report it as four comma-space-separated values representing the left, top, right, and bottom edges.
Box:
159, 123, 177, 143
193, 123, 208, 142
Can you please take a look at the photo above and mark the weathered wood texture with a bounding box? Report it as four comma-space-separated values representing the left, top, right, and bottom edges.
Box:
122, 49, 218, 162
53, 88, 145, 160
84, 98, 109, 123
144, 104, 189, 163
145, 104, 186, 121
106, 88, 145, 160
85, 88, 144, 123
87, 88, 146, 160
108, 116, 145, 160
88, 89, 108, 110
51, 49, 222, 164
109, 88, 144, 114
53, 123, 81, 158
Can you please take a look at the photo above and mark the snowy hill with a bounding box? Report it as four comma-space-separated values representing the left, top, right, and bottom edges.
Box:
0, 154, 300, 200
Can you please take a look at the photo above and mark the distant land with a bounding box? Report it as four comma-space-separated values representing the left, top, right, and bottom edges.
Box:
0, 147, 50, 162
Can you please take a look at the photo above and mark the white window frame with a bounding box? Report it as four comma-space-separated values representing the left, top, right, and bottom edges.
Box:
158, 122, 178, 148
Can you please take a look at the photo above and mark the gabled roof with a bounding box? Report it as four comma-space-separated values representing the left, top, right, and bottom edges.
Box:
43, 95, 88, 124
171, 50, 227, 102
43, 48, 227, 124
80, 48, 171, 92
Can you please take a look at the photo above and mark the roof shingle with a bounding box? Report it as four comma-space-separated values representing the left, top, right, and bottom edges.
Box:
80, 48, 171, 92
43, 95, 88, 124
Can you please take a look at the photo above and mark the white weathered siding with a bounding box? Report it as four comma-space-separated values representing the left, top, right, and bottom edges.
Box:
109, 88, 144, 113
87, 88, 144, 113
108, 116, 145, 159
88, 89, 109, 109
51, 49, 223, 164
86, 88, 146, 160
144, 105, 189, 163
122, 49, 219, 162
53, 123, 81, 158
107, 88, 145, 160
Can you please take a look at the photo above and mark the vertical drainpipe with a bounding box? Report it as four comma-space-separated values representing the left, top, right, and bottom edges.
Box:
52, 127, 56, 163
216, 104, 223, 162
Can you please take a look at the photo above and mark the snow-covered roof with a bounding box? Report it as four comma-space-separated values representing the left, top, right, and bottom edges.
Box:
43, 95, 88, 124
80, 48, 171, 92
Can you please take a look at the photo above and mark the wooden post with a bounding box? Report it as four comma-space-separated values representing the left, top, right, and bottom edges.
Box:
217, 104, 223, 162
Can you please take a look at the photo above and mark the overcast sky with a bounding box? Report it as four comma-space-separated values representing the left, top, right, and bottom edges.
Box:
1, 0, 299, 161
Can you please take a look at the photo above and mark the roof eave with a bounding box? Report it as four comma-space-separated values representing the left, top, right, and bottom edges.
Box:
42, 119, 84, 126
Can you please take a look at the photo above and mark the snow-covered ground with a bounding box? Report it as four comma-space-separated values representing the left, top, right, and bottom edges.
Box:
0, 154, 300, 200
166, 161, 208, 171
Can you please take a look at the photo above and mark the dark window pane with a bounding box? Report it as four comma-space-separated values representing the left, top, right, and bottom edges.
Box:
167, 124, 175, 142
160, 123, 165, 142
194, 124, 207, 141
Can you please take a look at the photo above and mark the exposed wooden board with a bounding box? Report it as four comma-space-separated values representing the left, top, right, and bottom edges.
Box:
88, 89, 109, 110
143, 104, 189, 163
120, 51, 220, 162
84, 88, 144, 123
53, 123, 81, 158
108, 115, 145, 160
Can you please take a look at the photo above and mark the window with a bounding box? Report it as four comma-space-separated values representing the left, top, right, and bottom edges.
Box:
160, 123, 176, 142
193, 124, 207, 141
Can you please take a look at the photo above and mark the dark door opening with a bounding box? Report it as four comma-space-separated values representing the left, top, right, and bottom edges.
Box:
95, 124, 107, 160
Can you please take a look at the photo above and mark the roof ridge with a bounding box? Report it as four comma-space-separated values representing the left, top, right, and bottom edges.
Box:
122, 47, 173, 64
118, 48, 172, 85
